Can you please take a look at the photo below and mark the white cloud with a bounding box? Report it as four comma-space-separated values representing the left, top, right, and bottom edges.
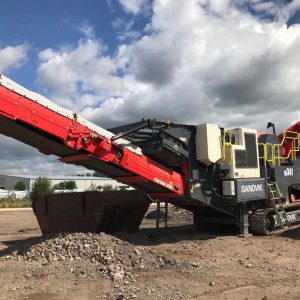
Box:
0, 136, 86, 176
251, 1, 279, 15
277, 0, 300, 23
37, 36, 123, 110
78, 21, 95, 39
36, 0, 300, 134
118, 0, 143, 14
111, 18, 141, 41
209, 0, 231, 14
0, 44, 28, 73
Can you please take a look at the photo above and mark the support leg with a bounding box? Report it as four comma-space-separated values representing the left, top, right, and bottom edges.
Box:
239, 203, 250, 236
164, 202, 168, 228
156, 201, 160, 229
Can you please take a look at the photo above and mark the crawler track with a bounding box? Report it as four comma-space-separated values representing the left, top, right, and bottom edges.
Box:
249, 202, 300, 235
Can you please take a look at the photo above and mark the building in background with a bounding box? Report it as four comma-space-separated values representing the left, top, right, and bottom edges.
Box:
0, 175, 126, 191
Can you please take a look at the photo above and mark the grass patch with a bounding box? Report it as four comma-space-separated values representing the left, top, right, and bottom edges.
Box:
0, 198, 32, 208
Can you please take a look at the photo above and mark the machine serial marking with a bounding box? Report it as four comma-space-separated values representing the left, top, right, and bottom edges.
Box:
284, 168, 293, 177
241, 184, 263, 193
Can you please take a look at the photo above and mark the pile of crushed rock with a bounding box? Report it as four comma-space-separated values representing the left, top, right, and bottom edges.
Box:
145, 205, 193, 221
2, 232, 181, 281
169, 206, 193, 221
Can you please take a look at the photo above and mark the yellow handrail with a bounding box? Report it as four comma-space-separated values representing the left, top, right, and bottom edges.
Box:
259, 131, 300, 166
268, 182, 282, 198
221, 129, 233, 163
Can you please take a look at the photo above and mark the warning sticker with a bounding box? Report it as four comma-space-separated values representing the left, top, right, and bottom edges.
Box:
154, 178, 173, 190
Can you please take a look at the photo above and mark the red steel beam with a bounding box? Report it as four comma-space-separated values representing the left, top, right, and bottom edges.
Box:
114, 176, 150, 183
0, 84, 185, 197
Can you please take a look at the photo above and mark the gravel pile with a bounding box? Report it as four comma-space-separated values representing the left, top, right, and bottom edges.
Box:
169, 206, 193, 221
145, 205, 193, 221
2, 232, 179, 282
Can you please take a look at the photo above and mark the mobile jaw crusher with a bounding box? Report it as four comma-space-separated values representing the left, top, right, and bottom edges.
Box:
1, 74, 300, 235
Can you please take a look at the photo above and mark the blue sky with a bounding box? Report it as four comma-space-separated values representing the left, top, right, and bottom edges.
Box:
1, 0, 300, 175
0, 0, 151, 90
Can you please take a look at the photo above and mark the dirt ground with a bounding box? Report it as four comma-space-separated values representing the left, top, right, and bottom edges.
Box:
0, 209, 300, 300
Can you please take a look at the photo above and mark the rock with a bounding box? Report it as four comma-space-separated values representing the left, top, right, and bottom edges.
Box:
209, 281, 215, 286
134, 248, 141, 256
246, 263, 253, 268
112, 271, 125, 282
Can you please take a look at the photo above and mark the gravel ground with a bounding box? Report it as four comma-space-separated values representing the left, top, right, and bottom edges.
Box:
0, 209, 300, 299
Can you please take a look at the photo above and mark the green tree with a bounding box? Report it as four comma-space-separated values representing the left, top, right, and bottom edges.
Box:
65, 180, 77, 190
14, 181, 26, 191
118, 185, 128, 191
102, 184, 113, 191
53, 180, 77, 190
29, 177, 53, 200
88, 183, 99, 191
52, 183, 61, 190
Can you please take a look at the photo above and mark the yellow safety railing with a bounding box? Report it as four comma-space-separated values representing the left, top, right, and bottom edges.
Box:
267, 182, 282, 198
259, 131, 300, 166
281, 131, 300, 161
221, 129, 234, 163
258, 143, 274, 166
273, 144, 282, 166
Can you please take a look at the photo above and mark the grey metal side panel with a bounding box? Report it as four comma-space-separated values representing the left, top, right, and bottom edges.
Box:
235, 178, 267, 202
270, 161, 300, 199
